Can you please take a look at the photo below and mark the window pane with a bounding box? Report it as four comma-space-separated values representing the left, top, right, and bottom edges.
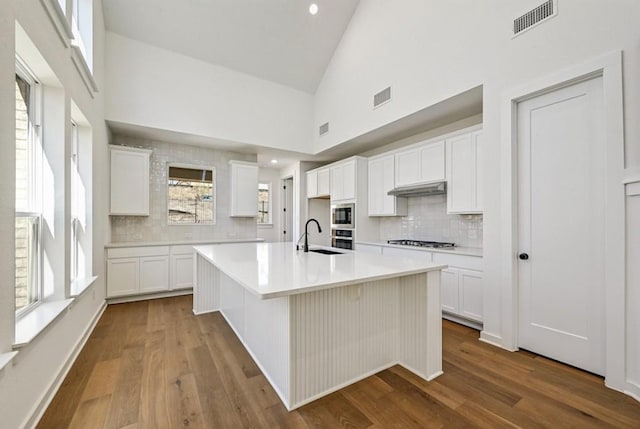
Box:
168, 166, 214, 225
15, 76, 30, 211
258, 183, 270, 224
15, 215, 39, 312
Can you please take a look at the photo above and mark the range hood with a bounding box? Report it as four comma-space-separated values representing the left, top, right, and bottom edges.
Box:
387, 181, 447, 197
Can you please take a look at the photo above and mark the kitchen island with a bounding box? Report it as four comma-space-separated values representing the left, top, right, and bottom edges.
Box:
193, 242, 446, 410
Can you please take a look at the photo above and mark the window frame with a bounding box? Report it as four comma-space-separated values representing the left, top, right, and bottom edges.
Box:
15, 58, 44, 318
166, 163, 216, 226
70, 121, 79, 283
257, 182, 272, 226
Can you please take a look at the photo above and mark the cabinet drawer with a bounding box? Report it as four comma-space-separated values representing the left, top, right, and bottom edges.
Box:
107, 246, 170, 259
432, 252, 482, 271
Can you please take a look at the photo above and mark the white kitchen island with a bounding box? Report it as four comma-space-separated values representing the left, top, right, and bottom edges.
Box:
193, 242, 446, 410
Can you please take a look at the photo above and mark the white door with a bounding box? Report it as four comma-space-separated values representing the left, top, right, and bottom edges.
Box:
517, 76, 605, 375
282, 177, 293, 242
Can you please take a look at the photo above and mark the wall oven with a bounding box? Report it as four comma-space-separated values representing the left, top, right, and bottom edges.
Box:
331, 203, 355, 229
331, 228, 354, 250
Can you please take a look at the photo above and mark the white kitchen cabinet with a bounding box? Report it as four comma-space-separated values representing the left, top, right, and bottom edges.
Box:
307, 167, 330, 198
109, 145, 152, 216
330, 160, 356, 201
394, 140, 445, 187
106, 257, 139, 297
140, 256, 170, 293
432, 252, 483, 323
368, 154, 407, 216
446, 130, 483, 214
440, 268, 460, 314
229, 160, 258, 217
106, 246, 170, 298
460, 269, 483, 321
171, 245, 195, 290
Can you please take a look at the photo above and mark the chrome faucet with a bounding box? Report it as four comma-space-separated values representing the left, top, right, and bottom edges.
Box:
304, 218, 322, 252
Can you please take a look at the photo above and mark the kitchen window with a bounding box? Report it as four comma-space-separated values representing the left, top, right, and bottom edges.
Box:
167, 164, 215, 225
258, 183, 271, 225
15, 63, 42, 316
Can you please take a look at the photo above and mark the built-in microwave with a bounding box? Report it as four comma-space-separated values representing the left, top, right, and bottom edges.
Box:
331, 203, 355, 229
331, 228, 353, 250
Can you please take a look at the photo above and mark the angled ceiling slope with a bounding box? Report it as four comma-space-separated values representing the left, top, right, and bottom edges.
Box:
103, 0, 360, 93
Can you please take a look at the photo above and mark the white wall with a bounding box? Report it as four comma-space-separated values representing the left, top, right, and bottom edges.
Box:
0, 1, 110, 427
314, 0, 640, 397
105, 32, 315, 154
257, 168, 282, 243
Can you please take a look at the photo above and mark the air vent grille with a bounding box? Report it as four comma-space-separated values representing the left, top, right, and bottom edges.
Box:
373, 87, 392, 108
319, 122, 329, 136
513, 0, 556, 36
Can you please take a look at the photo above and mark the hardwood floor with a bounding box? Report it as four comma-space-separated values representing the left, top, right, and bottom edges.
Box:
38, 296, 640, 428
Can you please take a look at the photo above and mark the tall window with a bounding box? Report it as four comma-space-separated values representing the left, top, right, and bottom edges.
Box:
167, 165, 215, 225
15, 65, 42, 315
258, 183, 271, 224
70, 122, 79, 282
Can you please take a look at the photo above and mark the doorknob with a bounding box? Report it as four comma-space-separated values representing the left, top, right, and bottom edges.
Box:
519, 253, 529, 260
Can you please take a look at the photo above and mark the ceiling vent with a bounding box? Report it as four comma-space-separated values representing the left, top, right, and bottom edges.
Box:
319, 122, 329, 136
513, 0, 557, 37
373, 87, 392, 108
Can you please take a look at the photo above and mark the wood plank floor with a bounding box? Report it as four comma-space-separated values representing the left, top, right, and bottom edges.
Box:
38, 296, 640, 428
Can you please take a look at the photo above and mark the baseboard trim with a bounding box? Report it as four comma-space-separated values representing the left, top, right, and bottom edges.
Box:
107, 289, 192, 305
442, 313, 483, 330
24, 301, 107, 429
479, 330, 516, 351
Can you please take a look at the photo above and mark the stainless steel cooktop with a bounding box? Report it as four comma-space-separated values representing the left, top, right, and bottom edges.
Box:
386, 239, 455, 249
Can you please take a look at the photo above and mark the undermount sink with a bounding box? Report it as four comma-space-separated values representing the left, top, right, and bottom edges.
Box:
309, 249, 343, 255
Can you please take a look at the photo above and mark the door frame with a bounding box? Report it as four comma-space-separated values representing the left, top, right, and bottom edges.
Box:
281, 175, 294, 242
496, 51, 625, 391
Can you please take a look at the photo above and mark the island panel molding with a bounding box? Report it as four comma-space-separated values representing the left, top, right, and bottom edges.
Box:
192, 242, 444, 409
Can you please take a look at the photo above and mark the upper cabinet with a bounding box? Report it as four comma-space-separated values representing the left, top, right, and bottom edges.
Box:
307, 167, 330, 198
446, 131, 483, 214
229, 160, 258, 217
330, 159, 356, 201
395, 140, 445, 187
368, 154, 407, 216
109, 145, 152, 216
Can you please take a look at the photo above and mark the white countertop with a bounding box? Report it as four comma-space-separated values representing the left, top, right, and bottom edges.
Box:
356, 241, 483, 257
105, 238, 264, 248
194, 242, 447, 299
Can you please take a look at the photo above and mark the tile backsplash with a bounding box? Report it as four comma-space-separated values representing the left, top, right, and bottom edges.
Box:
110, 135, 257, 243
379, 195, 483, 248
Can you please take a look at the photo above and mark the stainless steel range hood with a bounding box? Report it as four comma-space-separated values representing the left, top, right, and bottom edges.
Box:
387, 181, 447, 197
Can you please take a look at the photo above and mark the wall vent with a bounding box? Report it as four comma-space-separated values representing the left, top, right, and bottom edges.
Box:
513, 0, 557, 37
319, 122, 329, 136
373, 87, 392, 108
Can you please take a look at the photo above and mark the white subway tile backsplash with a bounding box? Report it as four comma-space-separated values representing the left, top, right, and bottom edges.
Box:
110, 135, 258, 243
379, 195, 483, 248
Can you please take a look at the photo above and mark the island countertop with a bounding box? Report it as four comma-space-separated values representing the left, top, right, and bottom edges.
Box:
193, 242, 446, 299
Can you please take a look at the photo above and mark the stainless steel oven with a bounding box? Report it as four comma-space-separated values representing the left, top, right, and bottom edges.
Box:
331, 203, 355, 229
331, 228, 354, 250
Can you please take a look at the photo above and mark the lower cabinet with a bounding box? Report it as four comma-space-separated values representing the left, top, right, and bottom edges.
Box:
440, 267, 483, 322
106, 257, 139, 297
139, 256, 170, 293
170, 245, 195, 290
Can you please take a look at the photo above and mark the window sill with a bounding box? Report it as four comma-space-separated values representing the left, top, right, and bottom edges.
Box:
40, 0, 73, 48
14, 299, 74, 349
258, 223, 273, 229
70, 275, 98, 298
0, 351, 19, 371
70, 44, 98, 97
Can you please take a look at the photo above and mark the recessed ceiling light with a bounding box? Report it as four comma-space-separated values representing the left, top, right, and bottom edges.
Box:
309, 3, 318, 15
271, 159, 278, 164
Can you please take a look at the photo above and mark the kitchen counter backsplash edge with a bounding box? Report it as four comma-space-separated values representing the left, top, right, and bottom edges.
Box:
356, 241, 483, 257
105, 238, 264, 248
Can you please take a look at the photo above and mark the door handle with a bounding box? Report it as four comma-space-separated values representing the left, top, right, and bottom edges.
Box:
519, 253, 529, 260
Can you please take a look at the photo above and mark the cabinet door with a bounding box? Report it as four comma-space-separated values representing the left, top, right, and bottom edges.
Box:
110, 148, 150, 215
460, 269, 483, 322
230, 162, 258, 217
140, 256, 170, 293
107, 258, 139, 297
342, 161, 356, 200
446, 133, 474, 213
395, 148, 421, 186
317, 168, 330, 196
440, 268, 460, 314
419, 140, 445, 183
171, 253, 194, 290
306, 170, 318, 198
330, 165, 344, 201
368, 158, 384, 215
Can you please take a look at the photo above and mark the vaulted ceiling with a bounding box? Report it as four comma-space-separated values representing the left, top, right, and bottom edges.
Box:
103, 0, 360, 94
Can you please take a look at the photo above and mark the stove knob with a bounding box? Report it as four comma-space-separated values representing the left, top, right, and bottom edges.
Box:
519, 253, 529, 260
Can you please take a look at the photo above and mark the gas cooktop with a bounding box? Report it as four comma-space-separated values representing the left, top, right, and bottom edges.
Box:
387, 239, 455, 249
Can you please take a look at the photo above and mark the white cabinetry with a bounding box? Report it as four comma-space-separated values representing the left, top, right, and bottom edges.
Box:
171, 245, 195, 290
139, 256, 170, 293
446, 130, 483, 214
229, 160, 258, 217
330, 160, 356, 201
432, 252, 483, 323
368, 154, 407, 216
109, 145, 152, 216
106, 257, 139, 297
307, 167, 330, 198
395, 140, 445, 187
107, 246, 169, 298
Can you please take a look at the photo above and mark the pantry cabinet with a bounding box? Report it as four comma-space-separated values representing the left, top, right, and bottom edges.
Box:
446, 130, 483, 214
109, 145, 152, 216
